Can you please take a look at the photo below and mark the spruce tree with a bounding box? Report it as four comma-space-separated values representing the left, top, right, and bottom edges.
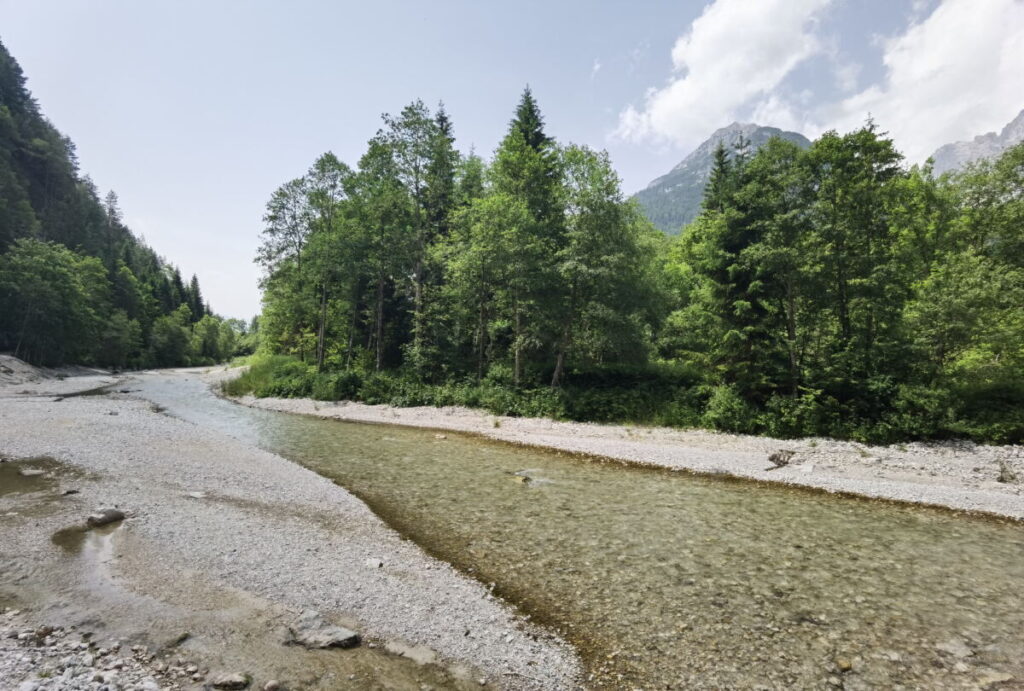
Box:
189, 274, 204, 321
703, 142, 732, 214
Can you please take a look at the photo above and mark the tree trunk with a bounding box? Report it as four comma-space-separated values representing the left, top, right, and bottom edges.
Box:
316, 282, 328, 371
785, 286, 798, 395
551, 289, 576, 389
409, 260, 421, 356
14, 308, 32, 361
345, 296, 358, 370
375, 277, 385, 371
476, 299, 486, 381
550, 348, 566, 389
513, 304, 522, 387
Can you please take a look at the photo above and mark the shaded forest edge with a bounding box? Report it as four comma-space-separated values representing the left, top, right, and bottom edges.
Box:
242, 92, 1023, 445
0, 39, 253, 368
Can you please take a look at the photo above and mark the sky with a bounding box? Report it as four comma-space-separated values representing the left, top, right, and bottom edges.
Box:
1, 0, 1021, 319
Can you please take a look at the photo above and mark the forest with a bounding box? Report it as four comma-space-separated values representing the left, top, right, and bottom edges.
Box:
0, 40, 248, 368
238, 88, 1024, 444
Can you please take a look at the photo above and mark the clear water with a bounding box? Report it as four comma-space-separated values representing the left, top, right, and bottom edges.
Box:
138, 374, 1024, 689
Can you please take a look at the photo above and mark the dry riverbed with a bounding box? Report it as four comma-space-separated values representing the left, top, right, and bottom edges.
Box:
232, 373, 1024, 521
0, 358, 581, 690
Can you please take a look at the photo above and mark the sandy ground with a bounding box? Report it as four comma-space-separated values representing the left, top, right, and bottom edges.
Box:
230, 374, 1024, 521
0, 358, 582, 691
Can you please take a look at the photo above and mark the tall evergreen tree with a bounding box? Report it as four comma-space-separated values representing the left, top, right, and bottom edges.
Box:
188, 274, 205, 321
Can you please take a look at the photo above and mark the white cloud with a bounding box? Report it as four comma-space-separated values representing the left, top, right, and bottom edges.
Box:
833, 61, 860, 93
615, 0, 833, 149
616, 0, 1023, 165
828, 0, 1024, 162
591, 58, 602, 81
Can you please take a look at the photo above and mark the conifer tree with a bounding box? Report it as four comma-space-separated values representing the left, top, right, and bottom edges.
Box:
189, 274, 204, 321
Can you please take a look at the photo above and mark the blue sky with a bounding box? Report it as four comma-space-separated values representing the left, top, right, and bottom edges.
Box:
1, 0, 1021, 318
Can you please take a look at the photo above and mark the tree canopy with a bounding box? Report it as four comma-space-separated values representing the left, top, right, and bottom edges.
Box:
251, 88, 1024, 444
0, 39, 241, 367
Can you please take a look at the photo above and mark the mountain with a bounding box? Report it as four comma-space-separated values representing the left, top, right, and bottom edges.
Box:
930, 108, 1024, 175
633, 122, 811, 234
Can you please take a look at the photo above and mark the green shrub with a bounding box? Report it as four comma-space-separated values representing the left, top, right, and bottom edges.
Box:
312, 370, 364, 401
946, 378, 1024, 444
700, 385, 755, 434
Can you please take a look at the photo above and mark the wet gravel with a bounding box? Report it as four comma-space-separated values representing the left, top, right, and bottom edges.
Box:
0, 370, 582, 690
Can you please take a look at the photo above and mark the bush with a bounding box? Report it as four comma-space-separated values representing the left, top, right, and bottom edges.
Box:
221, 355, 314, 398
356, 372, 400, 405
223, 354, 1024, 445
312, 370, 364, 401
700, 385, 755, 434
946, 378, 1024, 444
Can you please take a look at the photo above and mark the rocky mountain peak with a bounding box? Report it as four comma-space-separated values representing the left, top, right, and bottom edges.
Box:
633, 123, 810, 234
930, 108, 1024, 175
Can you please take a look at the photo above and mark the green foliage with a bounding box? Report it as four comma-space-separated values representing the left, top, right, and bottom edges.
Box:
0, 40, 230, 369
700, 385, 755, 434
0, 238, 105, 365
246, 86, 1023, 444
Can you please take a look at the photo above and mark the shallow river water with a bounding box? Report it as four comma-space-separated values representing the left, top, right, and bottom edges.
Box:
138, 374, 1024, 689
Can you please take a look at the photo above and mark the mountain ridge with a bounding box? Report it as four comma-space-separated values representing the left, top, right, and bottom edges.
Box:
632, 122, 811, 234
930, 108, 1024, 175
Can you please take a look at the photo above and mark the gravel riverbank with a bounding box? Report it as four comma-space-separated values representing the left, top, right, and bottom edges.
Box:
231, 373, 1024, 521
0, 362, 582, 690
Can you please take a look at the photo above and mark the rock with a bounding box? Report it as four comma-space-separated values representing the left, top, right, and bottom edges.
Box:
86, 508, 125, 527
997, 459, 1017, 484
290, 623, 360, 649
288, 611, 360, 649
212, 672, 251, 689
187, 491, 207, 499
19, 468, 45, 477
365, 558, 384, 569
798, 463, 815, 473
167, 631, 190, 647
835, 657, 853, 673
434, 434, 447, 440
936, 637, 973, 659
263, 682, 281, 691
978, 671, 1014, 688
140, 678, 160, 691
61, 489, 80, 496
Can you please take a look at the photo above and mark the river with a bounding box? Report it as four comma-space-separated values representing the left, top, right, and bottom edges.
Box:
137, 373, 1024, 689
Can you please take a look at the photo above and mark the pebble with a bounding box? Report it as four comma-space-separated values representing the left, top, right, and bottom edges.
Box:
212, 672, 251, 689
86, 508, 126, 527
978, 671, 1014, 688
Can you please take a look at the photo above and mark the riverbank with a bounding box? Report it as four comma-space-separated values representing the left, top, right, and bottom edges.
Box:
224, 369, 1024, 521
0, 362, 582, 690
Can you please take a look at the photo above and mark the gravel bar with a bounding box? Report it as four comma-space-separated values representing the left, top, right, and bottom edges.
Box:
0, 365, 582, 690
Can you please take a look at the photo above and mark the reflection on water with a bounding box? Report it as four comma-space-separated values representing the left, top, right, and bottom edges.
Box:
139, 375, 1024, 689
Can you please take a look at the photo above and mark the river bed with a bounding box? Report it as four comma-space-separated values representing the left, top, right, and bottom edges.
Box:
136, 373, 1024, 689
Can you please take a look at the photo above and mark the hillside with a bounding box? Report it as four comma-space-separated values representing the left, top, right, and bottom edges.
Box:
632, 122, 810, 234
0, 38, 233, 367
